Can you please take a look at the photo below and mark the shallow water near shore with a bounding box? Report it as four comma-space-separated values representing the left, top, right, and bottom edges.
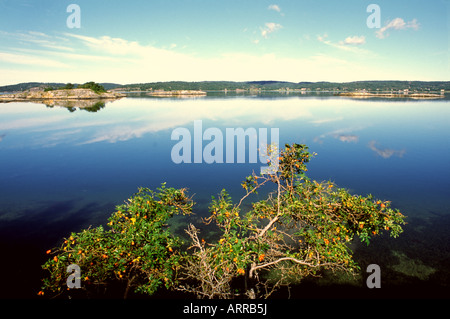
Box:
0, 93, 449, 298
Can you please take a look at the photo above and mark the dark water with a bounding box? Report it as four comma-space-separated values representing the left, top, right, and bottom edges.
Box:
0, 93, 449, 298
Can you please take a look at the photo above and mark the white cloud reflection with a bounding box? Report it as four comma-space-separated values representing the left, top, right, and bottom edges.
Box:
0, 98, 412, 156
0, 97, 318, 147
335, 134, 359, 143
79, 98, 315, 144
0, 114, 69, 130
368, 140, 406, 159
313, 126, 363, 144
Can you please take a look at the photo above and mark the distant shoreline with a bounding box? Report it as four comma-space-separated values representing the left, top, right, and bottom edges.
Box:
337, 92, 444, 99
1, 80, 449, 95
0, 86, 446, 103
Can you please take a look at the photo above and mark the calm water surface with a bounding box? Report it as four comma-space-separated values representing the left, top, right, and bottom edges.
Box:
0, 93, 449, 298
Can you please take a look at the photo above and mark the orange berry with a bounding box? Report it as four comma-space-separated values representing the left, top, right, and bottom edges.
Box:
46, 249, 51, 254
53, 256, 58, 262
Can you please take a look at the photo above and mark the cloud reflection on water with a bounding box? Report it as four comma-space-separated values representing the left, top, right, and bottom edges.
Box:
368, 140, 406, 159
0, 97, 414, 154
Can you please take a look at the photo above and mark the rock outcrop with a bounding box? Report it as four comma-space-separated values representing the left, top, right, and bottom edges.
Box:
148, 90, 207, 97
0, 88, 125, 102
337, 92, 444, 99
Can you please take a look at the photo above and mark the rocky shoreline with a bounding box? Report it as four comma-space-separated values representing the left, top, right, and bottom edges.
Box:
148, 90, 207, 97
0, 88, 125, 102
337, 92, 444, 99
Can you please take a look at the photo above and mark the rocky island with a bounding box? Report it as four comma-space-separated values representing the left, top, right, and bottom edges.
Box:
337, 91, 444, 99
0, 88, 125, 103
148, 90, 207, 97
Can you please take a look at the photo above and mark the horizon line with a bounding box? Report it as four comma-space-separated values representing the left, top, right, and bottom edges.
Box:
1, 79, 450, 87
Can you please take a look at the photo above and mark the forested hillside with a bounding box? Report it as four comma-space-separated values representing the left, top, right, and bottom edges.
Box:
1, 80, 448, 93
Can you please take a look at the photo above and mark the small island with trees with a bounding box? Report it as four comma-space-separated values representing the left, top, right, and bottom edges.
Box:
0, 81, 125, 103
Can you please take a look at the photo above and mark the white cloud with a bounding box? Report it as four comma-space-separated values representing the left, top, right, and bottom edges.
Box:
318, 33, 373, 55
340, 35, 366, 45
0, 51, 69, 68
376, 18, 420, 39
268, 4, 281, 12
64, 34, 143, 56
0, 30, 412, 85
317, 33, 328, 42
261, 22, 283, 38
0, 31, 75, 52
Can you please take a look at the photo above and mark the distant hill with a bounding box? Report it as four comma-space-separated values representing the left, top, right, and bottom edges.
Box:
118, 80, 450, 92
1, 80, 449, 93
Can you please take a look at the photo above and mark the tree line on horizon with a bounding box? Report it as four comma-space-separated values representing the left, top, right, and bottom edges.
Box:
1, 80, 449, 93
118, 80, 450, 92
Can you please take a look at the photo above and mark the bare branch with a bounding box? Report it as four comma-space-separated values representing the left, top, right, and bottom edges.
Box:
237, 174, 270, 208
249, 256, 338, 279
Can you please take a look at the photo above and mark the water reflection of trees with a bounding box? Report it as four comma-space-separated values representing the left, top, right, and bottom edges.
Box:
44, 100, 108, 112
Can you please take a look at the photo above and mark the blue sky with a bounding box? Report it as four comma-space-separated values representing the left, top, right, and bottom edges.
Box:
0, 0, 448, 85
